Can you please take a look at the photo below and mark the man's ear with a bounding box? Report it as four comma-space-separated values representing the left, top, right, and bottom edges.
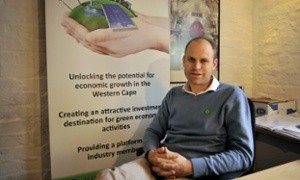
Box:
213, 58, 218, 69
181, 55, 186, 66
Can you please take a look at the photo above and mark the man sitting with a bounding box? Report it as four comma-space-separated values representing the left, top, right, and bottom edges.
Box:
96, 36, 254, 179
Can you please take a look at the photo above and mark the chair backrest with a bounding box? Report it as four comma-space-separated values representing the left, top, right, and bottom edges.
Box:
243, 98, 256, 174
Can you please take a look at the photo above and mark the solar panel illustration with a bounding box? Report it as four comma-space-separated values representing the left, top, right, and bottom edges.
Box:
102, 4, 136, 29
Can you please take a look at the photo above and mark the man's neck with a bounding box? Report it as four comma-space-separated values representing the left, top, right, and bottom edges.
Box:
189, 81, 212, 94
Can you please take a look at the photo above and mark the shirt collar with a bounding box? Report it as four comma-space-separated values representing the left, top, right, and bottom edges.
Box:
182, 76, 220, 95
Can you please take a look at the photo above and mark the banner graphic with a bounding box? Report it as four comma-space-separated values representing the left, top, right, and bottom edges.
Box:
45, 0, 169, 179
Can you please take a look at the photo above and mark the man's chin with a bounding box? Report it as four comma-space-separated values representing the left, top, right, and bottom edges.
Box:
189, 79, 210, 86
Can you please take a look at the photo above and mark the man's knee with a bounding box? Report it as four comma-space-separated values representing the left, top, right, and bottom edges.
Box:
95, 158, 154, 180
95, 168, 114, 180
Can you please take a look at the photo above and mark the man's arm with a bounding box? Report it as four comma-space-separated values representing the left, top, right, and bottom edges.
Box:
191, 91, 254, 178
142, 93, 170, 153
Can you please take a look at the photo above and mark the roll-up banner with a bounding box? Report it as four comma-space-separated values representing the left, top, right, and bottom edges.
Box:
45, 0, 169, 179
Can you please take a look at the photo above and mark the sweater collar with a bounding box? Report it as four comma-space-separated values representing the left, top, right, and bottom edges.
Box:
182, 76, 220, 95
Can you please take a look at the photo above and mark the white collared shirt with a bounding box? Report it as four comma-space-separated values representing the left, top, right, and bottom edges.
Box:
182, 76, 220, 95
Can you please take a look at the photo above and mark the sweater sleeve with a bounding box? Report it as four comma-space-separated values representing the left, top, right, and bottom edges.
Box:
142, 91, 170, 153
191, 89, 254, 178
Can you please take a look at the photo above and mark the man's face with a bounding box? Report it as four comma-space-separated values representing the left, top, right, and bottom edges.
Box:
183, 39, 218, 87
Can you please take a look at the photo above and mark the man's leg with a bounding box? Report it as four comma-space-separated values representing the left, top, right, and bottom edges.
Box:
95, 157, 156, 180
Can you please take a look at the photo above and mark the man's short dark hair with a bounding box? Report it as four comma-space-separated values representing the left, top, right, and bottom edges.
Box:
184, 35, 218, 59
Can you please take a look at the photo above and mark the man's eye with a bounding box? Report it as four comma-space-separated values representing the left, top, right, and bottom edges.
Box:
187, 57, 195, 62
200, 59, 209, 64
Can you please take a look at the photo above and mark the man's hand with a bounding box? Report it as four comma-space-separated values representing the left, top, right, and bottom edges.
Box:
147, 147, 193, 179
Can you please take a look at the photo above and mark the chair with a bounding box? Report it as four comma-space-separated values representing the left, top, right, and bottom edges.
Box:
136, 98, 256, 178
242, 98, 256, 175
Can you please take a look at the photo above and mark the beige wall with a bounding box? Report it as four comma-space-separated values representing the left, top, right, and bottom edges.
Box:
253, 0, 300, 106
0, 0, 299, 179
0, 0, 49, 179
220, 0, 300, 107
220, 0, 253, 96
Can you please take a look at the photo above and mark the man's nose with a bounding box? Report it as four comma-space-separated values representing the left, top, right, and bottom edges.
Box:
194, 60, 202, 69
